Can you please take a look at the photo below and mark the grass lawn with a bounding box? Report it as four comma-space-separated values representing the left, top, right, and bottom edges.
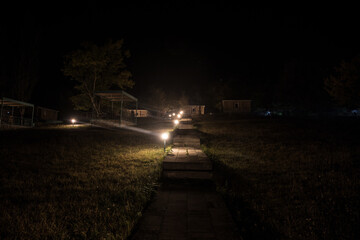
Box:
195, 115, 360, 240
0, 120, 172, 239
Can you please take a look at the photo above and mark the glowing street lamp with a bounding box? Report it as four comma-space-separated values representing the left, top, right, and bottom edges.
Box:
174, 119, 179, 125
168, 114, 172, 118
179, 111, 183, 115
172, 113, 175, 116
161, 132, 169, 152
71, 118, 76, 126
177, 114, 181, 119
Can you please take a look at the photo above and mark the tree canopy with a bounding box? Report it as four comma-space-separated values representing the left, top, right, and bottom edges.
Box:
0, 23, 40, 102
63, 40, 134, 116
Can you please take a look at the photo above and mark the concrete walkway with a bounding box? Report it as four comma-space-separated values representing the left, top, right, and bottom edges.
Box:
131, 119, 241, 240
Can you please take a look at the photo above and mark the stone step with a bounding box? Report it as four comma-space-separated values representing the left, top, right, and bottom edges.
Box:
173, 136, 199, 141
174, 129, 199, 136
180, 118, 192, 122
163, 161, 212, 171
178, 123, 194, 129
173, 142, 201, 147
163, 148, 212, 171
173, 136, 200, 147
162, 170, 213, 180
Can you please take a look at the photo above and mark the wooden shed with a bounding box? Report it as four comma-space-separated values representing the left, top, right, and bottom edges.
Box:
36, 106, 59, 121
222, 100, 251, 113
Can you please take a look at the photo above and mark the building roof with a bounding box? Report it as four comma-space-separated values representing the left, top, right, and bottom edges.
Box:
1, 97, 34, 107
37, 106, 59, 112
95, 90, 137, 102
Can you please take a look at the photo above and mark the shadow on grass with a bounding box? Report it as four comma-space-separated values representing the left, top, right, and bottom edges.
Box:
198, 130, 282, 240
212, 161, 283, 240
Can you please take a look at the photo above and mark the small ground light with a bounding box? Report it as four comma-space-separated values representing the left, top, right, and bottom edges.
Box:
161, 132, 169, 152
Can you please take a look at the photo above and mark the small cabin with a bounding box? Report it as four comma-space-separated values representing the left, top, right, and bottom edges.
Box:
183, 105, 205, 116
222, 100, 251, 113
128, 109, 149, 118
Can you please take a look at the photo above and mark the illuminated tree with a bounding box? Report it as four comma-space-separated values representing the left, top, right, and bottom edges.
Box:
63, 40, 134, 116
324, 56, 360, 108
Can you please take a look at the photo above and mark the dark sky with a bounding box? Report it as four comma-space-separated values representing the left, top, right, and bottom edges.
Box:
1, 2, 360, 111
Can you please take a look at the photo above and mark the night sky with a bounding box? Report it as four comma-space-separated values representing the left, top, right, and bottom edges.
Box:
1, 3, 360, 114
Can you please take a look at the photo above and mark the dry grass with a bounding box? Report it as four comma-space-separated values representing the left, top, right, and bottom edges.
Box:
0, 121, 171, 239
196, 116, 360, 240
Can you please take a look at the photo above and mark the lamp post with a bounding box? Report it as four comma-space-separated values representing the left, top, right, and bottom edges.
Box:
71, 118, 76, 126
161, 132, 169, 152
173, 119, 179, 130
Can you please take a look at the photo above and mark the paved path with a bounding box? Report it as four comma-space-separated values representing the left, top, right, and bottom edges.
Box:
131, 119, 241, 240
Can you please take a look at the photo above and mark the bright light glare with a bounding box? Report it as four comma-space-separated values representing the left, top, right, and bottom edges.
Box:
161, 132, 169, 140
174, 119, 179, 125
177, 114, 181, 118
169, 114, 172, 117
71, 118, 76, 124
180, 111, 183, 115
172, 113, 175, 116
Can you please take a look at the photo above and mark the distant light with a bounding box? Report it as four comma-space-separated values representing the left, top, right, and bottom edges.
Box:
161, 132, 169, 140
172, 113, 175, 116
177, 114, 181, 118
174, 119, 179, 125
169, 114, 172, 117
180, 111, 183, 115
71, 118, 76, 124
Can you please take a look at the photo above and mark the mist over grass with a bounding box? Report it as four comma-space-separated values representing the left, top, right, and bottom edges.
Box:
196, 116, 360, 240
0, 122, 171, 239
